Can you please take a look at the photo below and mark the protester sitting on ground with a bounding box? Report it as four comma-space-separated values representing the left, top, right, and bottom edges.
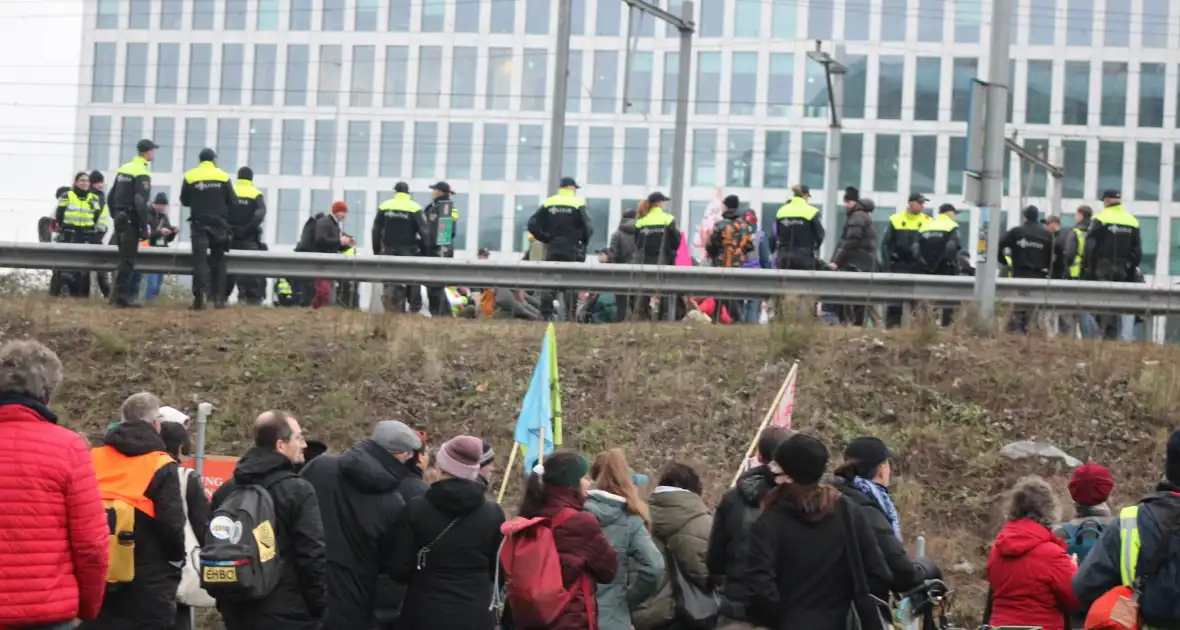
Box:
986, 476, 1079, 630
0, 340, 108, 630
390, 436, 506, 630
211, 411, 326, 630
831, 436, 933, 600
633, 462, 714, 630
745, 433, 891, 630
300, 421, 422, 629
585, 449, 664, 630
495, 288, 544, 321
82, 392, 187, 630
513, 450, 618, 630
708, 427, 790, 625
160, 421, 209, 630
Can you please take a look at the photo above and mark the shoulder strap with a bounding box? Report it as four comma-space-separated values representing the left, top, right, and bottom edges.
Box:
549, 507, 580, 530
1137, 502, 1180, 587
837, 498, 871, 598
178, 467, 191, 519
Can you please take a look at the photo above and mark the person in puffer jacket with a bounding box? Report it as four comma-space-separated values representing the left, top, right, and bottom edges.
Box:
633, 462, 714, 630
707, 427, 790, 624
584, 449, 664, 630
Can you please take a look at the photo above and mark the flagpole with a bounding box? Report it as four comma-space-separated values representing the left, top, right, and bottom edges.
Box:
730, 361, 798, 488
496, 445, 519, 505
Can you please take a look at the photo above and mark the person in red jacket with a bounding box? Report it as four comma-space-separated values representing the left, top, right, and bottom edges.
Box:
0, 340, 109, 629
986, 475, 1081, 630
515, 450, 618, 630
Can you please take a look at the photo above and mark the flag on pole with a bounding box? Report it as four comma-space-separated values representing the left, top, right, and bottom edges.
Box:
514, 325, 556, 476
547, 323, 563, 447
769, 366, 798, 431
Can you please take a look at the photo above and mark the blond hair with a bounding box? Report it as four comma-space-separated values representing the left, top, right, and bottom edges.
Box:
791, 184, 807, 198
591, 448, 651, 530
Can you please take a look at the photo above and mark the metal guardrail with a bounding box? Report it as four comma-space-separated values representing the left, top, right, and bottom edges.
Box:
3, 242, 1180, 314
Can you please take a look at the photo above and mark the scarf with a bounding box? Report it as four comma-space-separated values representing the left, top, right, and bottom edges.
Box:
853, 476, 901, 540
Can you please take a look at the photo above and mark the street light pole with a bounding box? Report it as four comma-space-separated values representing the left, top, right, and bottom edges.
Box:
807, 41, 846, 261
545, 0, 573, 195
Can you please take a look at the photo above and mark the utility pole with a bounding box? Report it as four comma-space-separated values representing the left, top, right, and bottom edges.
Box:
807, 41, 847, 261
545, 0, 573, 195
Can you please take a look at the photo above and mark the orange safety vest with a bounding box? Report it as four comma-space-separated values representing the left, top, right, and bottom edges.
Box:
91, 446, 173, 517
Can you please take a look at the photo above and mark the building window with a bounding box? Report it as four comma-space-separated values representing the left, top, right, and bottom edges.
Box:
478, 195, 504, 251
389, 0, 410, 31
349, 0, 377, 30
152, 117, 174, 173
1063, 61, 1089, 125
378, 121, 401, 178
345, 121, 370, 177
491, 0, 515, 34
280, 120, 304, 176
519, 50, 548, 112
216, 118, 239, 173
692, 129, 717, 186
123, 43, 147, 104
592, 51, 619, 114
91, 43, 116, 103
567, 50, 584, 113
596, 0, 620, 36
225, 0, 247, 29
808, 0, 833, 39
518, 125, 544, 182
911, 136, 937, 193
248, 119, 271, 175
951, 58, 977, 122
730, 52, 757, 116
514, 196, 539, 251
727, 130, 754, 188
290, 0, 311, 30
446, 122, 472, 180
917, 0, 943, 41
878, 56, 903, 120
219, 44, 243, 106
1174, 145, 1180, 202
351, 46, 375, 108
1101, 62, 1127, 126
184, 118, 207, 171
1140, 63, 1165, 128
193, 0, 214, 29
947, 136, 966, 195
659, 128, 674, 186
1066, 0, 1092, 45
317, 45, 342, 107
482, 124, 509, 181
450, 47, 477, 109
1139, 217, 1158, 275
1097, 141, 1124, 198
1029, 0, 1055, 45
584, 199, 609, 252
383, 47, 408, 108
1062, 140, 1086, 198
955, 0, 981, 42
587, 127, 614, 185
661, 52, 677, 115
765, 131, 789, 188
764, 54, 794, 118
1026, 60, 1052, 124
249, 45, 275, 106
417, 46, 443, 109
526, 0, 550, 34
634, 3, 656, 36
487, 48, 514, 110
129, 0, 149, 28
285, 44, 310, 107
626, 51, 652, 114
421, 0, 444, 32
697, 0, 723, 36
801, 132, 826, 188
563, 125, 579, 183
88, 116, 112, 171
880, 0, 906, 41
454, 0, 479, 32
803, 59, 828, 119
97, 0, 116, 28
874, 135, 900, 192
845, 0, 869, 40
342, 191, 366, 246
276, 190, 302, 245
1143, 0, 1169, 48
623, 128, 647, 186
1136, 143, 1162, 202
735, 0, 760, 37
321, 0, 344, 30
413, 123, 437, 178
770, 0, 796, 36
914, 57, 941, 122
843, 56, 866, 119
1024, 139, 1049, 196
160, 0, 182, 28
1104, 0, 1129, 46
188, 44, 211, 105
839, 133, 863, 189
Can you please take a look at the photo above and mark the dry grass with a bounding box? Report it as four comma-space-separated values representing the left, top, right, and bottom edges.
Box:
2, 296, 1179, 626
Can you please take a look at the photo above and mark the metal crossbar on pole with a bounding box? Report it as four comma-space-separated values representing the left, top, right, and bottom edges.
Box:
3, 243, 1179, 314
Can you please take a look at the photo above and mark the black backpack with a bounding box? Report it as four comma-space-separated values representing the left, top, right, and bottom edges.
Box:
295, 213, 325, 252
198, 473, 290, 602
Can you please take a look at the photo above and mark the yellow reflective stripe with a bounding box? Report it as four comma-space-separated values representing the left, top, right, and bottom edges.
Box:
890, 212, 931, 231
542, 193, 586, 209
1120, 505, 1140, 587
776, 198, 818, 220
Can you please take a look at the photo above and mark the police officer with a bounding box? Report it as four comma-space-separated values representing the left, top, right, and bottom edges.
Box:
179, 148, 238, 310
108, 139, 156, 308
87, 170, 113, 298
999, 205, 1053, 333
528, 176, 594, 321
773, 184, 824, 270
915, 204, 962, 325
632, 191, 681, 321
422, 181, 459, 316
226, 166, 266, 305
53, 171, 101, 297
274, 278, 295, 307
372, 181, 427, 313
1064, 205, 1093, 280
1082, 190, 1141, 339
881, 193, 932, 327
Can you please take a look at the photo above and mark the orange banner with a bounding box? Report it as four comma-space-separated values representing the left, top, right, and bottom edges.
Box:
181, 455, 239, 498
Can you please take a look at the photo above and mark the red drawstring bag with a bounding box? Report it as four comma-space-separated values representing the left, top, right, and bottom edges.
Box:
498, 508, 595, 627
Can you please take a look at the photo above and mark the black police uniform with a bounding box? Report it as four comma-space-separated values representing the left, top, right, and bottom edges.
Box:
107, 140, 155, 306
179, 151, 238, 308
528, 177, 594, 320
1000, 210, 1054, 332
421, 182, 458, 316
226, 173, 267, 305
372, 188, 428, 313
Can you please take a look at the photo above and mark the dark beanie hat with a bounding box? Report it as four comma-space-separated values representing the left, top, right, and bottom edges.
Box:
844, 186, 859, 202
541, 451, 590, 489
89, 170, 104, 184
237, 166, 254, 181
1166, 429, 1180, 485
723, 194, 740, 210
774, 434, 829, 485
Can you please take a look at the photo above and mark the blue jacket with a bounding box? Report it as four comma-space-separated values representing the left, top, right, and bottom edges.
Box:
584, 490, 664, 630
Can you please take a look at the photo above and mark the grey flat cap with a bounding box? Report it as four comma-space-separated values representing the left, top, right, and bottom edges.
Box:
372, 420, 422, 453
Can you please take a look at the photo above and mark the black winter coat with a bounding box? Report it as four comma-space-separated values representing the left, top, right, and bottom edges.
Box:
80, 421, 186, 630
745, 489, 891, 630
832, 201, 878, 272
212, 448, 327, 630
390, 478, 506, 630
301, 440, 416, 630
833, 478, 925, 598
707, 466, 773, 621
374, 467, 430, 627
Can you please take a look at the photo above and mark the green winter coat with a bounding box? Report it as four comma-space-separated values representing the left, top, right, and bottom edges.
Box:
631, 487, 714, 630
584, 490, 664, 630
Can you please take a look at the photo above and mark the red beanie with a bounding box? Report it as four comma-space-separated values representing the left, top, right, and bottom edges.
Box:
1069, 462, 1115, 506
331, 201, 348, 213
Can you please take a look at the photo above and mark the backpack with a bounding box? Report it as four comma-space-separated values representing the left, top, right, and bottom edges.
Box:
711, 219, 753, 268
103, 498, 137, 590
496, 508, 595, 628
198, 473, 291, 602
296, 213, 325, 252
1062, 519, 1105, 563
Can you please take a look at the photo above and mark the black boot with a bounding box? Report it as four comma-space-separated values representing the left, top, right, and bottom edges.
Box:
190, 293, 205, 311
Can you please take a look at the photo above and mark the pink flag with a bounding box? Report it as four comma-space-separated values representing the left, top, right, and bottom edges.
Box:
769, 367, 798, 431
674, 233, 693, 266
693, 188, 725, 260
